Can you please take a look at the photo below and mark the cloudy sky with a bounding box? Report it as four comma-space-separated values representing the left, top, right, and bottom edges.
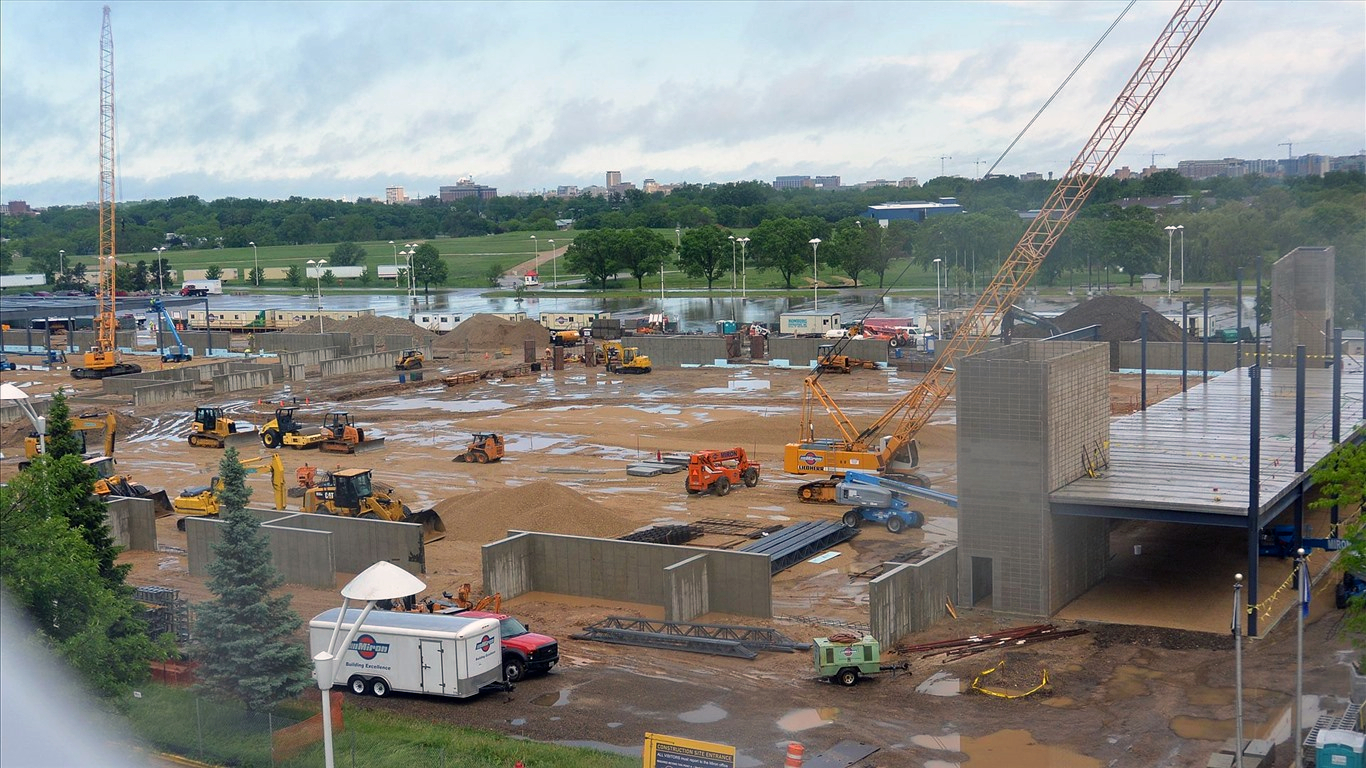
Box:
2, 1, 1362, 207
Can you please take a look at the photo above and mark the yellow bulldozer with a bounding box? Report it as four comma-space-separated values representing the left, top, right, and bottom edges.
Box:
187, 406, 259, 448
300, 467, 445, 541
319, 411, 386, 454
172, 454, 286, 530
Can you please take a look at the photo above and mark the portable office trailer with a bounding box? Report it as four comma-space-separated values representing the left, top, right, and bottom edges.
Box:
310, 608, 503, 699
780, 312, 841, 336
540, 311, 610, 331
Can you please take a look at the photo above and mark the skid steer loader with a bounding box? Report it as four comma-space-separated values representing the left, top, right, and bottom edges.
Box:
300, 467, 445, 542
318, 412, 385, 454
452, 433, 504, 463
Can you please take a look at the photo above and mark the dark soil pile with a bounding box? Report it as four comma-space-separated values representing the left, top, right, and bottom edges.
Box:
1012, 296, 1188, 342
308, 315, 439, 345
432, 480, 630, 542
433, 314, 550, 352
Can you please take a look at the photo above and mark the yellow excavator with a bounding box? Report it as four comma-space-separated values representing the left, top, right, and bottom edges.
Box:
300, 467, 445, 541
83, 455, 175, 517
598, 341, 652, 374
24, 411, 117, 462
172, 454, 287, 530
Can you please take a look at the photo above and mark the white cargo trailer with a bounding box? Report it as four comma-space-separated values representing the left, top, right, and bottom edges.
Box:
780, 312, 841, 336
310, 608, 504, 699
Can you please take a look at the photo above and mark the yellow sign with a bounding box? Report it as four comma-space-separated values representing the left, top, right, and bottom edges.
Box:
643, 732, 737, 768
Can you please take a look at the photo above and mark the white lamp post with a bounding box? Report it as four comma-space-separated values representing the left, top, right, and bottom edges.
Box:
248, 241, 258, 286
1177, 224, 1185, 290
933, 257, 943, 336
154, 247, 166, 294
0, 382, 45, 456
315, 561, 426, 768
530, 235, 538, 270
737, 237, 749, 300
808, 238, 821, 312
307, 259, 327, 333
404, 243, 418, 310
728, 235, 737, 321
389, 240, 399, 287
547, 239, 555, 289
58, 249, 65, 284
1164, 225, 1177, 299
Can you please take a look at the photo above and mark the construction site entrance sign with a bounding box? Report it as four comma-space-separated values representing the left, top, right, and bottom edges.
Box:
643, 732, 736, 768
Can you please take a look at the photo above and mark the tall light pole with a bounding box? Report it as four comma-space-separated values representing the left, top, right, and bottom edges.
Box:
530, 234, 538, 271
738, 237, 749, 300
547, 239, 555, 289
307, 259, 327, 333
154, 247, 166, 294
808, 238, 821, 312
933, 257, 943, 336
1177, 224, 1186, 290
58, 249, 65, 284
389, 240, 399, 287
404, 243, 418, 310
728, 235, 737, 322
248, 241, 258, 286
1164, 225, 1178, 299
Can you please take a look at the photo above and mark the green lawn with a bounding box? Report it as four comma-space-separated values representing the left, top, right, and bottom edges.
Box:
122, 684, 636, 768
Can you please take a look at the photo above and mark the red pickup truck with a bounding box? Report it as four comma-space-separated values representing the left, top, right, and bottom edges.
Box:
454, 610, 558, 683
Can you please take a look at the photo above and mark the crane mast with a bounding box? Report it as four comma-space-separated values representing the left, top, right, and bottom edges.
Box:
787, 0, 1221, 498
75, 6, 140, 379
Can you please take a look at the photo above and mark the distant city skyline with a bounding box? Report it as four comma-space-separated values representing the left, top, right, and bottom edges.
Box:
2, 1, 1362, 207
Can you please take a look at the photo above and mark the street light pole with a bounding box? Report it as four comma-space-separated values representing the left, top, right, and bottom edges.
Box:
155, 247, 166, 294
808, 238, 821, 312
530, 235, 538, 271
307, 259, 327, 333
1178, 224, 1186, 290
1164, 225, 1177, 299
738, 237, 749, 300
729, 235, 737, 322
58, 249, 65, 284
933, 257, 943, 337
389, 240, 399, 287
547, 239, 555, 289
248, 241, 258, 286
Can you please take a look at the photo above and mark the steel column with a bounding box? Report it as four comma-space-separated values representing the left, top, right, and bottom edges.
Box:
1247, 364, 1261, 637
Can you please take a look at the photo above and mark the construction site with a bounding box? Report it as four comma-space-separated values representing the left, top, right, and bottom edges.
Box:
2, 2, 1364, 766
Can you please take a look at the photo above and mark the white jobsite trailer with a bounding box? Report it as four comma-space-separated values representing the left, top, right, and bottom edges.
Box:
310, 608, 505, 699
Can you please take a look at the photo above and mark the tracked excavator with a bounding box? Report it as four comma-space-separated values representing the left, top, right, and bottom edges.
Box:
784, 0, 1221, 503
24, 411, 117, 463
173, 453, 286, 530
84, 455, 175, 517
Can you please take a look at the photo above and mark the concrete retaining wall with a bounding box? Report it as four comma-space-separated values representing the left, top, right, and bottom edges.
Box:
187, 513, 337, 590
288, 363, 307, 381
664, 554, 710, 622
320, 351, 399, 377
72, 330, 139, 350
278, 348, 340, 373
1111, 340, 1247, 372
104, 496, 158, 552
768, 338, 890, 366
482, 532, 772, 618
268, 512, 426, 575
869, 547, 958, 647
213, 368, 274, 394
629, 336, 730, 367
257, 333, 352, 355
133, 380, 198, 407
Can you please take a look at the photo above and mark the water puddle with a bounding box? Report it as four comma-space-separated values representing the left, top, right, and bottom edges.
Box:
918, 729, 1100, 767
362, 396, 514, 413
531, 689, 571, 707
912, 733, 961, 751
509, 718, 526, 726
777, 707, 837, 732
694, 379, 772, 394
553, 740, 640, 758
915, 671, 963, 697
678, 702, 727, 724
1170, 692, 1302, 743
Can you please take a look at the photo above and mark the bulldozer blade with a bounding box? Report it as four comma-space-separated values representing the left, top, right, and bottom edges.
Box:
223, 430, 260, 448
145, 490, 175, 518
352, 437, 386, 453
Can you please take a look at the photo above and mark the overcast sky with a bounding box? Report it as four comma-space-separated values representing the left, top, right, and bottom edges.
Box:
2, 1, 1363, 208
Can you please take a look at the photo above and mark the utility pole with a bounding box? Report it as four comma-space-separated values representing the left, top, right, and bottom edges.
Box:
939, 156, 951, 176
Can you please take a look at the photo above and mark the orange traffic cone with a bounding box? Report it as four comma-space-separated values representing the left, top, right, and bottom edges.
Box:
784, 742, 804, 767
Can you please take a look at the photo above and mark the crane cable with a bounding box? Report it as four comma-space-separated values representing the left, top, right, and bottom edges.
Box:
982, 0, 1137, 180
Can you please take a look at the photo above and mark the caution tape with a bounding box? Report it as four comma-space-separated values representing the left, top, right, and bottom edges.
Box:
1248, 553, 1312, 619
970, 659, 1051, 699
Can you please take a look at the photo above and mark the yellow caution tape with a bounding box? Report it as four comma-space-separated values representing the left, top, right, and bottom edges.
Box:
1248, 554, 1312, 619
970, 659, 1051, 699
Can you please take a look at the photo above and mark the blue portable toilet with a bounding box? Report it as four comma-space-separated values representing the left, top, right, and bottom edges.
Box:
1317, 729, 1366, 768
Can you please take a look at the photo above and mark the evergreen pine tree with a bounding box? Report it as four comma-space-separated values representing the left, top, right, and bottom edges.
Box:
193, 447, 311, 710
44, 388, 84, 459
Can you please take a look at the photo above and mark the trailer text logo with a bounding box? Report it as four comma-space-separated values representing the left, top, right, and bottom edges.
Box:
477, 634, 495, 653
351, 634, 390, 660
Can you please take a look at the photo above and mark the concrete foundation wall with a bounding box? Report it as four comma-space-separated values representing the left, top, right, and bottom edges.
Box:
213, 368, 274, 394
383, 335, 432, 356
868, 546, 958, 647
482, 532, 772, 618
257, 333, 352, 355
269, 513, 426, 575
768, 338, 890, 366
665, 554, 710, 622
288, 363, 307, 381
1272, 246, 1335, 365
957, 341, 1110, 617
104, 497, 158, 551
133, 380, 198, 407
187, 515, 336, 589
319, 351, 399, 377
628, 336, 730, 367
72, 330, 139, 350
278, 348, 340, 373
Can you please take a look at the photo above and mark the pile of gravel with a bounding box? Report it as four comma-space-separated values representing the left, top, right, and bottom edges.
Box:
1012, 296, 1188, 342
434, 314, 551, 352
432, 480, 630, 542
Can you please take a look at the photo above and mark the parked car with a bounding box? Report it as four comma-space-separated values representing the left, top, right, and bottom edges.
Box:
33, 291, 53, 297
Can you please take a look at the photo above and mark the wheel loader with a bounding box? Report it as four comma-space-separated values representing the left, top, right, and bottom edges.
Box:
452, 432, 504, 463
260, 406, 325, 450
319, 412, 386, 454
187, 406, 259, 448
173, 454, 286, 530
301, 467, 445, 541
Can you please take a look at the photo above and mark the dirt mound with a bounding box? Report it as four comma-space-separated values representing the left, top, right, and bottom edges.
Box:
302, 314, 438, 346
1012, 296, 1188, 342
431, 479, 630, 542
434, 314, 550, 352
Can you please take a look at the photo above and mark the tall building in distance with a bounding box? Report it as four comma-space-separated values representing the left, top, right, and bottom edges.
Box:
605, 170, 622, 188
773, 175, 812, 190
385, 186, 407, 205
439, 178, 497, 202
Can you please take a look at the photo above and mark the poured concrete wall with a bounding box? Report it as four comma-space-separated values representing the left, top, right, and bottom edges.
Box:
213, 368, 274, 394
319, 351, 399, 377
1272, 246, 1335, 365
767, 338, 890, 366
665, 554, 710, 622
483, 532, 772, 618
133, 380, 197, 407
268, 512, 426, 575
288, 363, 307, 381
104, 496, 158, 552
628, 336, 730, 367
257, 333, 352, 355
1110, 341, 1255, 372
868, 546, 958, 647
72, 330, 139, 350
278, 348, 340, 372
187, 515, 336, 589
957, 341, 1110, 617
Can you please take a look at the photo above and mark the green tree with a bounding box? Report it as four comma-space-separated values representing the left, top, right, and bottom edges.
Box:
486, 263, 505, 287
623, 228, 673, 290
285, 264, 302, 287
152, 257, 174, 293
827, 218, 877, 287
412, 243, 447, 294
321, 269, 338, 287
564, 229, 621, 290
1101, 219, 1161, 287
748, 217, 815, 289
193, 448, 311, 711
205, 265, 222, 280
327, 241, 368, 267
677, 225, 733, 290
1313, 443, 1366, 638
44, 388, 85, 460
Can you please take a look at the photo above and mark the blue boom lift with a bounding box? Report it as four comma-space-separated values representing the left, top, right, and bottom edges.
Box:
835, 470, 959, 534
147, 298, 192, 363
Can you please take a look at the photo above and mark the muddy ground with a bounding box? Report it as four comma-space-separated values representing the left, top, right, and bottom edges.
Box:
1, 352, 1357, 767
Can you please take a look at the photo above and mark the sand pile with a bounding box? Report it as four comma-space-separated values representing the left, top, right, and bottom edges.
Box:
434, 314, 550, 352
308, 314, 439, 344
432, 480, 630, 542
1012, 296, 1187, 342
